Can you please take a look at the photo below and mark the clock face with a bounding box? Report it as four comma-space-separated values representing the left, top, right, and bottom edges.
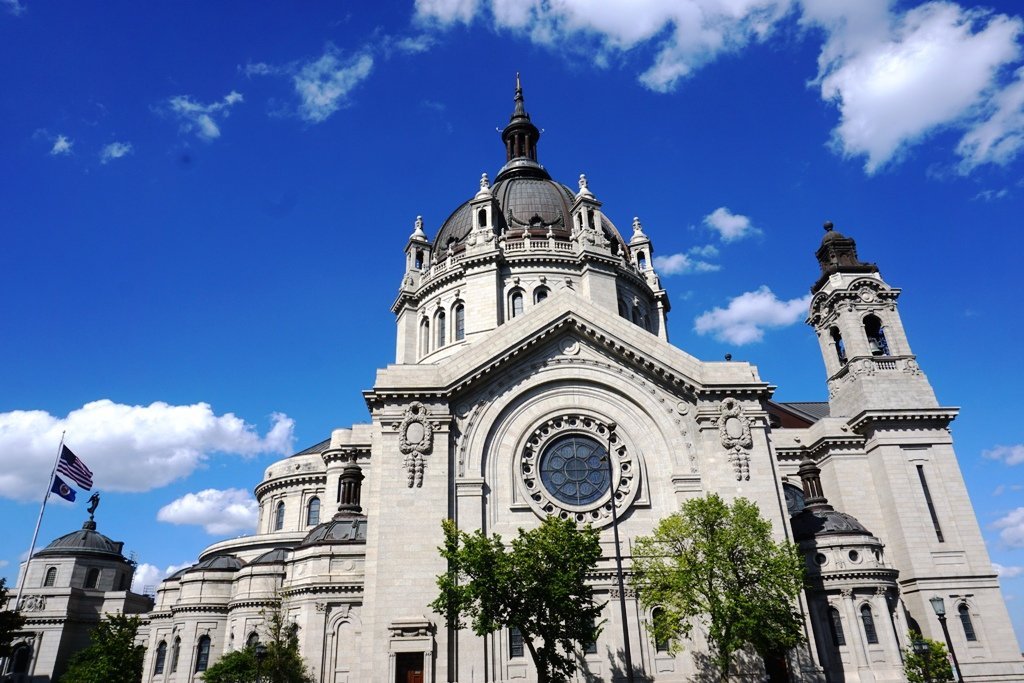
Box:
784, 483, 806, 515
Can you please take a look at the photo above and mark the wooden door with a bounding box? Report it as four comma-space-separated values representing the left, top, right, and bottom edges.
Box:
395, 652, 423, 683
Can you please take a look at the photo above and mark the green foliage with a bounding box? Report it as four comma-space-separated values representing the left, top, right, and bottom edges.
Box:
633, 494, 805, 682
431, 516, 604, 683
0, 578, 26, 659
201, 601, 314, 683
60, 614, 145, 683
904, 634, 955, 682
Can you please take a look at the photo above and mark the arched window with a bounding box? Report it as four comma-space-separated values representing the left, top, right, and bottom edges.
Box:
246, 632, 260, 649
44, 566, 57, 587
534, 287, 549, 304
587, 208, 595, 229
651, 607, 670, 653
420, 319, 430, 356
454, 303, 465, 341
307, 497, 321, 526
958, 603, 977, 641
509, 626, 524, 658
154, 641, 167, 674
637, 250, 647, 270
478, 208, 487, 227
828, 607, 846, 646
510, 290, 524, 319
85, 567, 100, 589
830, 327, 847, 365
436, 310, 446, 347
170, 637, 181, 673
618, 298, 627, 318
864, 314, 889, 356
274, 501, 286, 531
860, 604, 878, 644
195, 635, 211, 672
414, 249, 424, 270
632, 307, 641, 325
11, 642, 32, 674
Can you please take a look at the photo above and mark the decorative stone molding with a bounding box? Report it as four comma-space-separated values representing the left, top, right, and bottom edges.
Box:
518, 416, 639, 527
398, 402, 434, 488
18, 595, 46, 612
717, 398, 752, 481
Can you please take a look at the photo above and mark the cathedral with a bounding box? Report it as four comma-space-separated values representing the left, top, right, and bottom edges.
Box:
6, 81, 1022, 683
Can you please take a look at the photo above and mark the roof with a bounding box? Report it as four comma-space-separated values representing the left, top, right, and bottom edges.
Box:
185, 554, 245, 573
300, 515, 368, 547
791, 507, 872, 542
35, 521, 126, 560
291, 438, 330, 458
250, 548, 291, 565
778, 401, 831, 422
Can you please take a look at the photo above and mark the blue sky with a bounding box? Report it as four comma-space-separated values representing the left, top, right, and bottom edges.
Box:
1, 0, 1022, 647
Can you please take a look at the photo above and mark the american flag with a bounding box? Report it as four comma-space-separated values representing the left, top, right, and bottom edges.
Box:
56, 445, 93, 491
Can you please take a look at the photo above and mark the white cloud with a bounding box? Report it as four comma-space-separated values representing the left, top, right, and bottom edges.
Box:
241, 61, 277, 78
166, 91, 244, 141
984, 444, 1024, 465
416, 0, 479, 25
653, 250, 721, 275
995, 563, 1024, 579
695, 286, 811, 344
688, 244, 719, 258
294, 48, 374, 123
958, 66, 1024, 171
0, 400, 294, 502
99, 141, 133, 164
157, 488, 259, 535
704, 207, 760, 242
50, 135, 72, 156
994, 507, 1024, 548
806, 2, 1024, 173
130, 561, 194, 593
972, 188, 1010, 202
2, 0, 25, 16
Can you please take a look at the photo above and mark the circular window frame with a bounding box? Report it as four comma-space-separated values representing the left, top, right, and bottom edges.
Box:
518, 415, 639, 527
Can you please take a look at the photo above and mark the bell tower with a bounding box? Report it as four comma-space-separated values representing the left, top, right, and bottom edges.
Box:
806, 221, 937, 418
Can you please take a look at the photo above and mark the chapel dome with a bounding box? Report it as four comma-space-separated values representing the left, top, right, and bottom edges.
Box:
791, 508, 871, 542
35, 520, 125, 560
250, 548, 291, 565
185, 554, 245, 573
300, 515, 368, 547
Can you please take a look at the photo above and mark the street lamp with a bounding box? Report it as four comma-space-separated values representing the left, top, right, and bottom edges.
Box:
254, 643, 268, 683
912, 638, 932, 683
602, 422, 635, 683
929, 596, 963, 683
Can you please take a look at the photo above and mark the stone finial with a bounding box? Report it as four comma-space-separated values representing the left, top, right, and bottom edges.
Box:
411, 215, 426, 240
577, 173, 594, 199
475, 172, 492, 199
823, 220, 834, 232
632, 216, 645, 236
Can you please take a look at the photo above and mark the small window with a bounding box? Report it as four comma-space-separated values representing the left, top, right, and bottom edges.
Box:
828, 607, 846, 647
454, 304, 465, 341
85, 568, 100, 589
510, 291, 524, 318
958, 603, 977, 642
587, 208, 595, 229
534, 287, 549, 304
154, 641, 167, 674
420, 319, 430, 356
652, 608, 670, 653
478, 208, 487, 227
637, 250, 647, 270
414, 250, 424, 269
307, 497, 321, 527
195, 635, 211, 672
436, 310, 446, 347
860, 604, 878, 644
274, 501, 286, 531
246, 632, 260, 649
170, 637, 181, 673
830, 327, 847, 365
10, 643, 32, 675
864, 314, 889, 356
509, 626, 524, 658
44, 566, 57, 587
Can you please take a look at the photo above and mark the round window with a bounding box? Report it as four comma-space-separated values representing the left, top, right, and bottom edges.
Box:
538, 435, 610, 506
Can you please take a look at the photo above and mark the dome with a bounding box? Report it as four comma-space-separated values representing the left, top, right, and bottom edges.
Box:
791, 507, 871, 542
186, 554, 245, 573
432, 167, 626, 254
249, 548, 291, 565
164, 565, 193, 581
35, 520, 125, 559
300, 515, 368, 547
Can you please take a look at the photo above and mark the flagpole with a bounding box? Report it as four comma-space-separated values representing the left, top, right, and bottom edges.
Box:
13, 431, 66, 614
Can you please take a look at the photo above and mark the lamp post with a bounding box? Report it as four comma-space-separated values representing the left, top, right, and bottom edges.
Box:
929, 596, 963, 683
912, 638, 932, 683
603, 422, 635, 683
254, 643, 268, 683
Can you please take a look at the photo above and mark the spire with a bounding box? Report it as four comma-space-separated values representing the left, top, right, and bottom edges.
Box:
501, 73, 541, 164
812, 220, 878, 292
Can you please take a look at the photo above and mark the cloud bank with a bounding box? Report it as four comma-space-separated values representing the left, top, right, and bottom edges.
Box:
695, 286, 811, 344
0, 400, 294, 502
157, 488, 259, 535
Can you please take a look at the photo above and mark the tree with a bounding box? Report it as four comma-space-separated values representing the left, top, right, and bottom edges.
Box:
60, 614, 145, 683
0, 578, 26, 660
904, 634, 954, 683
632, 494, 805, 682
201, 600, 314, 683
431, 516, 604, 683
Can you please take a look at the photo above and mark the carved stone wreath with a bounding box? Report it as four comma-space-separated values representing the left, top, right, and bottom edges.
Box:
518, 415, 639, 527
399, 402, 434, 488
717, 398, 753, 481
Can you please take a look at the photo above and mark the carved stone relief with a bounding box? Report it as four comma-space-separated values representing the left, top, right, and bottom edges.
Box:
399, 402, 434, 488
717, 398, 752, 481
18, 595, 45, 612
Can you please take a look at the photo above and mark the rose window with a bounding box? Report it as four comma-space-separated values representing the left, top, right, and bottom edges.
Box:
538, 435, 610, 506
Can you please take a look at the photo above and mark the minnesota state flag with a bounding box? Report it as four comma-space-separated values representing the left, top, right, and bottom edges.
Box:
51, 475, 77, 502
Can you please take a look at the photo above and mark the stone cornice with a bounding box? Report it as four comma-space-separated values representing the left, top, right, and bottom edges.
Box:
254, 473, 327, 498
169, 604, 229, 615
849, 408, 959, 432
280, 584, 362, 598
